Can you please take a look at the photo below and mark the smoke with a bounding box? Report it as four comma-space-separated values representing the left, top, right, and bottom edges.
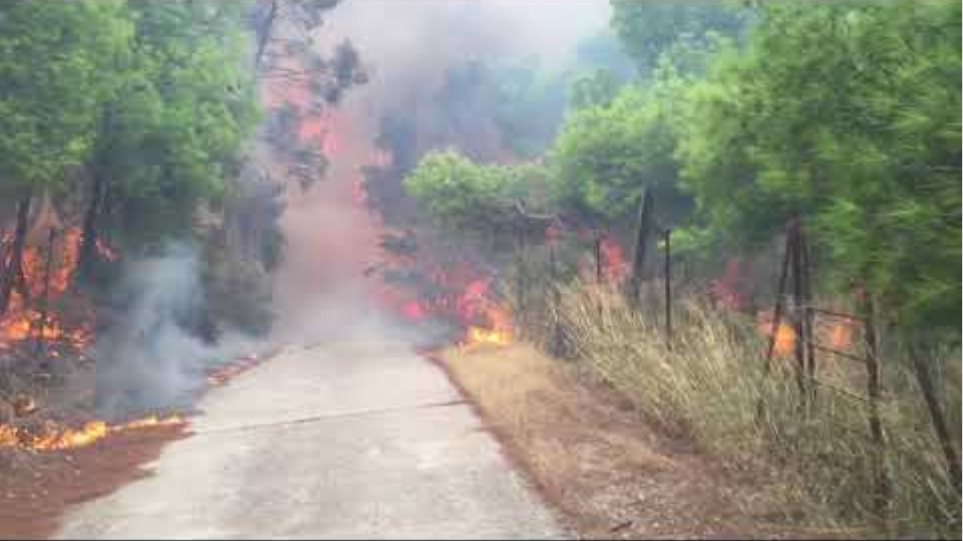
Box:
89, 2, 616, 416
93, 242, 262, 418
269, 0, 613, 340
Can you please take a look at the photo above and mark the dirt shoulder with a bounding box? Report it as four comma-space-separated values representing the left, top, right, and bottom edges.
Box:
428, 342, 790, 539
0, 424, 189, 540
0, 352, 269, 539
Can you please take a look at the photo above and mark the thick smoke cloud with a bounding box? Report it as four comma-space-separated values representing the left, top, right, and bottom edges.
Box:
271, 0, 612, 332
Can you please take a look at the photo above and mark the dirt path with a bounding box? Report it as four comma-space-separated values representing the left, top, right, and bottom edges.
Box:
54, 332, 563, 539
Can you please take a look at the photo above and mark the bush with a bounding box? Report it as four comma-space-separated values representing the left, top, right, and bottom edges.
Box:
551, 281, 960, 538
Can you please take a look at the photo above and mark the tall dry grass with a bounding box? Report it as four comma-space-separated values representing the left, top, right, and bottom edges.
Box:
526, 280, 962, 538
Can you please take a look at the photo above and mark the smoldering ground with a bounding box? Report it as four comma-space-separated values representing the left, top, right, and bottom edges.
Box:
92, 243, 264, 418
90, 241, 454, 419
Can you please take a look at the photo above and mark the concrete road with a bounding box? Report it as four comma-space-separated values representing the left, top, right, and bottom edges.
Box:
57, 328, 564, 539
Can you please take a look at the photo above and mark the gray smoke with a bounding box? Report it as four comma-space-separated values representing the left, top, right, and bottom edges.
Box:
271, 1, 613, 332
93, 242, 262, 418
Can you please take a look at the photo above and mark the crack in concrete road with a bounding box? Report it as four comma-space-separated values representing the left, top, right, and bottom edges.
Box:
191, 399, 467, 437
57, 335, 564, 539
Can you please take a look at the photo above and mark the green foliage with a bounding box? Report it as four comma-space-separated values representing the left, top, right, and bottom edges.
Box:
0, 1, 131, 193
404, 150, 518, 234
551, 80, 691, 226
97, 0, 260, 248
404, 150, 559, 247
674, 0, 961, 333
574, 30, 637, 82
569, 68, 622, 110
609, 0, 747, 77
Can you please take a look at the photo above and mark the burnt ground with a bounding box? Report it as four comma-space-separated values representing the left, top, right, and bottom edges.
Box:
0, 352, 269, 540
429, 343, 802, 540
0, 425, 190, 540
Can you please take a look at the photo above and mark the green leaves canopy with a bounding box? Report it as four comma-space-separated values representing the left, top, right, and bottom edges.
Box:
404, 150, 519, 233
0, 2, 131, 192
98, 1, 260, 245
674, 0, 961, 332
551, 81, 690, 226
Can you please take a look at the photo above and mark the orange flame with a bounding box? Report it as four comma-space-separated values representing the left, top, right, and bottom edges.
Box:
0, 414, 186, 451
461, 301, 513, 349
757, 310, 796, 358
828, 321, 854, 350
464, 325, 513, 347
0, 228, 107, 353
599, 235, 629, 284
206, 355, 263, 386
772, 323, 796, 357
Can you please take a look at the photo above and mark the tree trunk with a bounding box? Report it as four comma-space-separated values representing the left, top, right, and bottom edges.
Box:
861, 293, 890, 516
78, 169, 106, 280
0, 196, 31, 315
34, 228, 56, 358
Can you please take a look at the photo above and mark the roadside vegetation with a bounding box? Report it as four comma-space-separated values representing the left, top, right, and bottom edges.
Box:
399, 1, 961, 537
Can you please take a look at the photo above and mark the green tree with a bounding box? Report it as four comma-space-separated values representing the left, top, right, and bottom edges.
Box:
674, 0, 961, 334
404, 150, 518, 234
609, 0, 747, 78
404, 150, 557, 248
551, 78, 691, 228
79, 0, 260, 270
0, 1, 131, 311
569, 68, 622, 110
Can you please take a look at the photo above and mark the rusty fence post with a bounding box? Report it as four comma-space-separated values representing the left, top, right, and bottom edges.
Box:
594, 234, 603, 285
663, 228, 672, 351
911, 345, 962, 497
799, 223, 817, 407
514, 224, 526, 336
549, 242, 564, 358
861, 293, 890, 518
756, 221, 794, 422
627, 189, 653, 309
594, 233, 604, 318
788, 219, 808, 408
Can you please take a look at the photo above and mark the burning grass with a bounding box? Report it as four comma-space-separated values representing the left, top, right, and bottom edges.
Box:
0, 420, 189, 539
557, 282, 962, 538
0, 414, 186, 452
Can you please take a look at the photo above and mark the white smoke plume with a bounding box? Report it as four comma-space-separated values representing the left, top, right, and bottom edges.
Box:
93, 243, 262, 417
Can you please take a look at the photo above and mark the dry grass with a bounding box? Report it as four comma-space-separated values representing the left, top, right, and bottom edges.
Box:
437, 341, 790, 539
555, 282, 961, 539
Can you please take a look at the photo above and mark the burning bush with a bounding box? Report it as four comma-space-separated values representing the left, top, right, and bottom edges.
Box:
0, 228, 117, 357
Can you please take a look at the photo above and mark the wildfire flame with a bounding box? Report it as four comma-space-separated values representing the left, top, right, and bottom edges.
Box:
463, 306, 513, 349
0, 414, 185, 452
598, 234, 629, 284
771, 322, 796, 357
757, 310, 797, 358
0, 228, 115, 353
710, 259, 747, 312
457, 278, 514, 349
206, 354, 263, 386
827, 320, 854, 350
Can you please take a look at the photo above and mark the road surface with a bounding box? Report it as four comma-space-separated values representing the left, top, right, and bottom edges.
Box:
56, 327, 563, 539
